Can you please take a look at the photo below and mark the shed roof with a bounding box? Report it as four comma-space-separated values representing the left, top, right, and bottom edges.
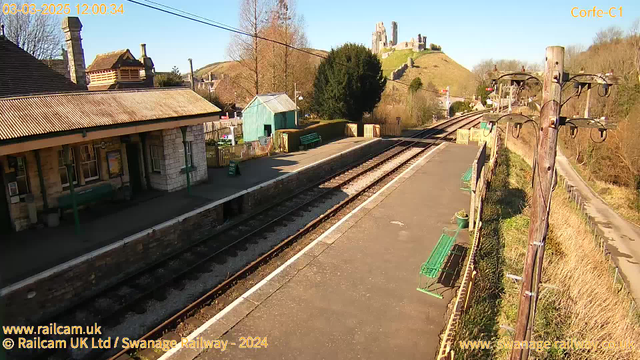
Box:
244, 93, 297, 114
0, 88, 221, 142
0, 36, 85, 97
86, 49, 144, 72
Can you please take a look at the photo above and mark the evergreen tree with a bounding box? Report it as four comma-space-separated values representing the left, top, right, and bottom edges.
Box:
311, 44, 386, 121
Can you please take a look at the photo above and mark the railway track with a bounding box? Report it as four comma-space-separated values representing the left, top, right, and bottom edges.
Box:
10, 112, 483, 360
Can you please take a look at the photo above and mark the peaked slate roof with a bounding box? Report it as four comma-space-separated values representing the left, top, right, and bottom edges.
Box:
244, 93, 297, 114
86, 49, 144, 72
0, 88, 221, 142
0, 36, 85, 97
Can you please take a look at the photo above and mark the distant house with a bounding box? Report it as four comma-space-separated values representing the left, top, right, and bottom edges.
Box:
86, 45, 154, 91
0, 17, 220, 233
242, 93, 298, 142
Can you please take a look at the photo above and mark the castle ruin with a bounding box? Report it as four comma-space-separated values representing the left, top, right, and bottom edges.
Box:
371, 21, 426, 55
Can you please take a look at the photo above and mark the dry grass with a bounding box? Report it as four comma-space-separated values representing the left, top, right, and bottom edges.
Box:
496, 139, 640, 359
381, 51, 477, 97
403, 52, 477, 96
380, 49, 431, 76
566, 160, 640, 227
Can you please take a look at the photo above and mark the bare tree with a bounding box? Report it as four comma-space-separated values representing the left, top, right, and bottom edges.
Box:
593, 26, 624, 45
629, 18, 640, 83
564, 44, 585, 72
0, 0, 63, 59
227, 0, 271, 97
261, 0, 307, 96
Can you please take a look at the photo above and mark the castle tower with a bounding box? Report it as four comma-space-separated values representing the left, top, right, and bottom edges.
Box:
391, 21, 398, 46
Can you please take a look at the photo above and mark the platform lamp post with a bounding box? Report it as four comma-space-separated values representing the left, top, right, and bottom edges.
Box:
180, 127, 191, 195
294, 83, 303, 127
63, 145, 80, 235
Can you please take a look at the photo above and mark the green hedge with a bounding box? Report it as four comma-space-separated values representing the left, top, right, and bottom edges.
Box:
275, 120, 350, 152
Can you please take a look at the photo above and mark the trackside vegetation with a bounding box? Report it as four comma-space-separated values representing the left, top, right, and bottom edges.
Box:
453, 148, 640, 359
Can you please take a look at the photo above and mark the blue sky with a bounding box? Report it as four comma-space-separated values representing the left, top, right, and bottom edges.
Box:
29, 0, 640, 72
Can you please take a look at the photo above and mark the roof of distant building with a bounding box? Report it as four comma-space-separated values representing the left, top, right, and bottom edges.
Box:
244, 93, 297, 114
0, 88, 221, 142
41, 59, 69, 78
0, 36, 85, 97
86, 49, 144, 72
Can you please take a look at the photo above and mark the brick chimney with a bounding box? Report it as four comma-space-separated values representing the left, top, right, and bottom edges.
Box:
61, 17, 86, 87
139, 43, 155, 87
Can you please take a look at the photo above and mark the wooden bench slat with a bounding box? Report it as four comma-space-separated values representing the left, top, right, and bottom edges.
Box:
58, 183, 114, 209
461, 167, 472, 182
420, 229, 459, 278
300, 132, 321, 145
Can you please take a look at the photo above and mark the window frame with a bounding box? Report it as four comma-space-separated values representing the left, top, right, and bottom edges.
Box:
150, 145, 163, 173
79, 144, 100, 182
15, 155, 30, 195
185, 141, 193, 168
58, 148, 78, 187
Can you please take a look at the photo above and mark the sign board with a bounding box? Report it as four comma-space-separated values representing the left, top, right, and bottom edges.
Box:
456, 129, 470, 144
228, 160, 241, 176
7, 181, 19, 196
258, 136, 270, 146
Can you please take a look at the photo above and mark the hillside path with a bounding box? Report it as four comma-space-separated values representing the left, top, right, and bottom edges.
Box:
556, 151, 640, 302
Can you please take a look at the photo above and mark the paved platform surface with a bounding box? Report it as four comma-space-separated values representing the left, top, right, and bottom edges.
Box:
556, 151, 640, 302
164, 143, 479, 360
0, 137, 375, 288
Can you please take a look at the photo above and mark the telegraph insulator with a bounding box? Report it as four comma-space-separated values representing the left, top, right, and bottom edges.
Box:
569, 125, 578, 139
512, 123, 522, 139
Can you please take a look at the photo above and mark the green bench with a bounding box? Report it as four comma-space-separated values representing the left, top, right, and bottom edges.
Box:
460, 167, 473, 192
58, 183, 114, 210
300, 132, 322, 149
417, 227, 462, 298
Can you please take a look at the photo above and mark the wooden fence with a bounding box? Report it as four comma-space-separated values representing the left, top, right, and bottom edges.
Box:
437, 129, 500, 360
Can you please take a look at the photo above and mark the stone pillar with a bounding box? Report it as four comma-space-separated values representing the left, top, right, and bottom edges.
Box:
61, 17, 86, 87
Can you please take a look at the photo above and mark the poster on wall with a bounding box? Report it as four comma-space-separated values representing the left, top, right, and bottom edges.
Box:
7, 181, 18, 196
107, 150, 123, 178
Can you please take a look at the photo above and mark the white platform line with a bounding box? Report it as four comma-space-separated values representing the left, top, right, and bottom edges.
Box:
0, 139, 379, 297
158, 142, 446, 360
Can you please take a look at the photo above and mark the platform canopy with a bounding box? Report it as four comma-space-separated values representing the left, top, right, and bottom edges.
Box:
0, 88, 221, 155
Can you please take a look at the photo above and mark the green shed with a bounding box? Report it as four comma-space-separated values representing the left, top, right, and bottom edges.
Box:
242, 93, 298, 142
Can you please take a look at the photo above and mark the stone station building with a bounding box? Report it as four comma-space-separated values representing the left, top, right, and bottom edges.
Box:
0, 17, 221, 233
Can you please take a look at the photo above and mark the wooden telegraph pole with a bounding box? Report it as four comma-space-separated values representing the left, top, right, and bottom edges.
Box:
510, 46, 564, 360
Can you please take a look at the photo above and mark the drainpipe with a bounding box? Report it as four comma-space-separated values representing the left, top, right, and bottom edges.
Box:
63, 145, 80, 234
180, 127, 191, 195
34, 150, 48, 210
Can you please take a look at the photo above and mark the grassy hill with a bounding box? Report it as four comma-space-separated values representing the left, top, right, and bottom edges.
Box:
194, 48, 328, 79
381, 51, 477, 97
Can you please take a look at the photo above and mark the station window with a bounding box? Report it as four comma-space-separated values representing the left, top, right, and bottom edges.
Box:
80, 145, 99, 181
58, 149, 78, 187
150, 145, 163, 173
185, 142, 193, 168
16, 156, 29, 194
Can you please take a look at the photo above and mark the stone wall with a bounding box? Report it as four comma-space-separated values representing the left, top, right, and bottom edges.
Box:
1, 138, 390, 324
159, 125, 207, 191
390, 63, 408, 81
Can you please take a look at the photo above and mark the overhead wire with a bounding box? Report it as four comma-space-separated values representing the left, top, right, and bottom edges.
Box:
127, 0, 466, 99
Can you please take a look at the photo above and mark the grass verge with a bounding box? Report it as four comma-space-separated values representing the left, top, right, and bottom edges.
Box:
454, 147, 640, 359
